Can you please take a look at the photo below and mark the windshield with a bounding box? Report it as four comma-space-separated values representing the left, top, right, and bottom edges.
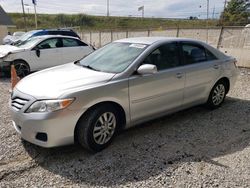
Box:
80, 42, 147, 73
13, 30, 38, 45
15, 37, 41, 49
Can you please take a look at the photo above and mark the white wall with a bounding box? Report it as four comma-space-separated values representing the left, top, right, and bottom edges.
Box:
0, 25, 8, 45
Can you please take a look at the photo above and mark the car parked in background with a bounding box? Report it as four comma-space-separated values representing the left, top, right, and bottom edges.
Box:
10, 29, 80, 46
3, 31, 26, 45
10, 37, 239, 152
0, 35, 93, 76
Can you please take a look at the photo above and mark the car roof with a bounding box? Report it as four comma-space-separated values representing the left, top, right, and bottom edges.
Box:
32, 35, 80, 40
115, 37, 202, 45
30, 28, 75, 32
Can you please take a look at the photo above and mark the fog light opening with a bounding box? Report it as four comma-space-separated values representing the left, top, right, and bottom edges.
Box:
35, 133, 48, 142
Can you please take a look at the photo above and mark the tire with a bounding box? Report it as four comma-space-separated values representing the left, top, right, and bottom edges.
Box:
76, 104, 120, 152
206, 80, 227, 109
13, 60, 30, 78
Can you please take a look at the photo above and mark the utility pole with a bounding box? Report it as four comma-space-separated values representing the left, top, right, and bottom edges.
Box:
206, 0, 209, 43
107, 0, 110, 17
32, 0, 38, 29
138, 6, 144, 18
21, 0, 27, 31
212, 6, 215, 19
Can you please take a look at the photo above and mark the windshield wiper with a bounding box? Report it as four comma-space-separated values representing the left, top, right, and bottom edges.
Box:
81, 64, 101, 72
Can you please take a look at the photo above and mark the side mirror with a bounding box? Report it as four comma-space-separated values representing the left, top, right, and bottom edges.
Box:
137, 64, 157, 75
34, 48, 40, 57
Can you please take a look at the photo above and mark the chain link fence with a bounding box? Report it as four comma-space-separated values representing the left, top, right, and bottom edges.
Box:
79, 26, 250, 68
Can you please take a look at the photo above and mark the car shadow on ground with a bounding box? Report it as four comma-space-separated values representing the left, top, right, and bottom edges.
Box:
23, 96, 250, 186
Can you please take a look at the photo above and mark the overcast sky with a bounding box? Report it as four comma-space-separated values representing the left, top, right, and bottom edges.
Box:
0, 0, 225, 18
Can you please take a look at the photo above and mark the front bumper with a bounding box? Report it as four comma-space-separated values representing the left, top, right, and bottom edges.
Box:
10, 106, 81, 148
10, 89, 83, 148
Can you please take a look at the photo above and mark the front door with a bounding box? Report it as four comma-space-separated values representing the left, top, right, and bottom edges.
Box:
30, 37, 63, 70
129, 42, 186, 123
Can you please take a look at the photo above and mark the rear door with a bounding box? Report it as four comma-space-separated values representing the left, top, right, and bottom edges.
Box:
180, 42, 221, 105
61, 38, 93, 63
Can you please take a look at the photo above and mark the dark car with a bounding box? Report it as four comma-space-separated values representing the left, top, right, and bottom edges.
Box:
11, 29, 81, 45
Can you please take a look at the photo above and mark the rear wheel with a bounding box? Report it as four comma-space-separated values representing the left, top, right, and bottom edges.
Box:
13, 60, 30, 77
206, 81, 227, 109
76, 104, 119, 152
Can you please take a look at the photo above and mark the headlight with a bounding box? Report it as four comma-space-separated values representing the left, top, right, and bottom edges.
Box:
26, 99, 74, 113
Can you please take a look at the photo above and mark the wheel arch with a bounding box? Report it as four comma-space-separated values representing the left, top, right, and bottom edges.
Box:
11, 59, 30, 69
74, 101, 127, 142
215, 77, 230, 94
12, 58, 28, 64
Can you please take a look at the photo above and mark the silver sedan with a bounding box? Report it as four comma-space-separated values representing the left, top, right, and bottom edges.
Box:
10, 37, 239, 152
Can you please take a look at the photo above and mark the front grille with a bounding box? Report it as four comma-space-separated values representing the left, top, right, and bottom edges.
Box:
11, 97, 29, 111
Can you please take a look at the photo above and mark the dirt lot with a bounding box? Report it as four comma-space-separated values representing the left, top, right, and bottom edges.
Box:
0, 69, 250, 188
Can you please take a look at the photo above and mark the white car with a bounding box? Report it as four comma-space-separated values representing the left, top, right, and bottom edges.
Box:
2, 32, 26, 45
0, 35, 94, 77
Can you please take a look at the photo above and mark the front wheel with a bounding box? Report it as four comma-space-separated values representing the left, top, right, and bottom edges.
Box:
14, 60, 30, 78
76, 105, 119, 152
206, 81, 227, 109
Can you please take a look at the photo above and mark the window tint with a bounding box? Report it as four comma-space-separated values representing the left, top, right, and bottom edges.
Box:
33, 31, 45, 37
143, 43, 180, 71
63, 38, 80, 47
206, 49, 218, 61
48, 31, 59, 35
182, 44, 207, 64
37, 38, 62, 49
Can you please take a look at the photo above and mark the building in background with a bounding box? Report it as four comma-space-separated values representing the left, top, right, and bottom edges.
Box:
0, 6, 14, 44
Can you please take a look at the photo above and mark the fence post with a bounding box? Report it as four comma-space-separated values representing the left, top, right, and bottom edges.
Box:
126, 30, 129, 38
111, 30, 113, 42
147, 29, 150, 37
99, 31, 102, 47
176, 27, 180, 38
90, 31, 92, 45
217, 27, 224, 49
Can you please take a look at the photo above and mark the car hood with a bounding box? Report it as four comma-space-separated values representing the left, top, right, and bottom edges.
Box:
16, 63, 116, 99
0, 45, 24, 58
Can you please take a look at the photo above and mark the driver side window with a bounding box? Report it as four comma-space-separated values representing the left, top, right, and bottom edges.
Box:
37, 38, 62, 49
143, 43, 180, 71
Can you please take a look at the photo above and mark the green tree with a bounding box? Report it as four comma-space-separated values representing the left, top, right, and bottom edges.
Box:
220, 0, 249, 26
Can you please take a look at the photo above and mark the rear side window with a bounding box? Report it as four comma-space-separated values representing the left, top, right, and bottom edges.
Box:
182, 44, 206, 64
206, 49, 217, 61
181, 43, 217, 65
61, 31, 79, 38
63, 38, 81, 47
47, 30, 80, 39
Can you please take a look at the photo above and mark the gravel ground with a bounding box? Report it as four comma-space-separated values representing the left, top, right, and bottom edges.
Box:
0, 69, 250, 188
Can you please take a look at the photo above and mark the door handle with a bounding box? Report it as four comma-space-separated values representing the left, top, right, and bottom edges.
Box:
176, 72, 183, 79
213, 64, 219, 69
